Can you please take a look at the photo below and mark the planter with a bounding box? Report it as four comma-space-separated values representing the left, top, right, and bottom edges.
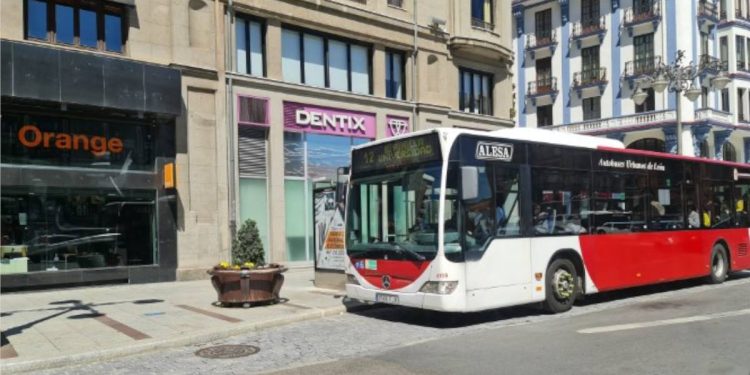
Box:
209, 264, 287, 306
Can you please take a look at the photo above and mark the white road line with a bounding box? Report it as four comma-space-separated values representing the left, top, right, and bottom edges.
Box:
578, 308, 750, 334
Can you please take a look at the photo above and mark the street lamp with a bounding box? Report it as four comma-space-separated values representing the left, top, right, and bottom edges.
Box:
630, 50, 730, 155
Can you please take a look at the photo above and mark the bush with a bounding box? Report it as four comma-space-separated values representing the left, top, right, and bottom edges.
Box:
232, 219, 265, 266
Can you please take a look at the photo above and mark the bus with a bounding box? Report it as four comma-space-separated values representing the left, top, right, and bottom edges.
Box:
343, 128, 750, 313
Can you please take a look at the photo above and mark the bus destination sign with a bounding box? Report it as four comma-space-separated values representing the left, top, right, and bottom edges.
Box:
352, 133, 441, 175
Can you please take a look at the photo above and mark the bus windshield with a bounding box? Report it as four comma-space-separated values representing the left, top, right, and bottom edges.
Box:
346, 163, 443, 261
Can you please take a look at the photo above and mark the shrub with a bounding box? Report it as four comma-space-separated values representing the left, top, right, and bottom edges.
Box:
232, 219, 265, 267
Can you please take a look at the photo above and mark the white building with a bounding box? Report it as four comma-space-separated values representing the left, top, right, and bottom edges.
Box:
513, 0, 750, 162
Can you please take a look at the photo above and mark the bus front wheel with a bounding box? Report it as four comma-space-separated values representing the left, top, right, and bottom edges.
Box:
543, 258, 579, 314
708, 244, 729, 284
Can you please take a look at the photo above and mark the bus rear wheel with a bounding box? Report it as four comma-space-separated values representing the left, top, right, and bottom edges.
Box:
708, 244, 729, 284
543, 258, 579, 314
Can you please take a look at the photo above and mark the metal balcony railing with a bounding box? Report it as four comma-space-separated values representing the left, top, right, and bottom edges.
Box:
526, 30, 557, 49
471, 17, 494, 30
572, 16, 606, 38
698, 1, 718, 19
623, 2, 661, 26
527, 77, 558, 96
624, 56, 662, 77
573, 67, 607, 87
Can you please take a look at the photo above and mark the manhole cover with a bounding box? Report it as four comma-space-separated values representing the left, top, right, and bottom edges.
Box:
194, 344, 260, 359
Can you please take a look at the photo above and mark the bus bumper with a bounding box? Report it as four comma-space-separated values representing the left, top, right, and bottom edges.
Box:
345, 284, 467, 312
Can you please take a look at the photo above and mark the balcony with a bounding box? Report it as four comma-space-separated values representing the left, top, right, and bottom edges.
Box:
697, 2, 719, 27
571, 16, 607, 49
549, 110, 676, 134
527, 77, 558, 106
622, 2, 661, 37
622, 56, 662, 88
699, 54, 728, 72
471, 17, 494, 31
572, 67, 608, 98
525, 30, 557, 60
694, 108, 733, 124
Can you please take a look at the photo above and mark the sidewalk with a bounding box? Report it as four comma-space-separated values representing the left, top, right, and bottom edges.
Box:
0, 267, 354, 374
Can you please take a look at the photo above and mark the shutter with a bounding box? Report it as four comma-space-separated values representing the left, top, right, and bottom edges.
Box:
238, 127, 267, 176
238, 96, 268, 125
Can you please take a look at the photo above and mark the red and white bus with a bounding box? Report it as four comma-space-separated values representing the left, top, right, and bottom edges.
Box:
344, 128, 750, 313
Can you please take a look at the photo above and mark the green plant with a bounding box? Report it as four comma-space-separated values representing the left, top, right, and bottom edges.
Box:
231, 219, 265, 267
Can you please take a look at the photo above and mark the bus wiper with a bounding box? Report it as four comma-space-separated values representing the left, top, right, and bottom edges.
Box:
389, 242, 426, 261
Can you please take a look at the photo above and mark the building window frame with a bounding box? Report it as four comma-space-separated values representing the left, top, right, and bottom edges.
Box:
24, 0, 127, 53
582, 96, 601, 121
459, 67, 493, 115
471, 0, 494, 30
235, 14, 266, 77
385, 49, 406, 100
281, 24, 373, 95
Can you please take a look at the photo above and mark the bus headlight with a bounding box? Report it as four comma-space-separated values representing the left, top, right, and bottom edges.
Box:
419, 281, 458, 294
346, 274, 359, 285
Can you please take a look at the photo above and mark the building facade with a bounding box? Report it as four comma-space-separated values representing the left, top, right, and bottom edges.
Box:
1, 0, 514, 289
513, 0, 750, 161
224, 0, 514, 273
1, 0, 228, 289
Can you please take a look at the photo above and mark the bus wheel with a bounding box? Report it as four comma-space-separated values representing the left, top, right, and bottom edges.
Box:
708, 244, 729, 284
543, 258, 578, 314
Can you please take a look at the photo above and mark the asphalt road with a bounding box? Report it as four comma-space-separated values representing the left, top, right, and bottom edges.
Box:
40, 273, 750, 375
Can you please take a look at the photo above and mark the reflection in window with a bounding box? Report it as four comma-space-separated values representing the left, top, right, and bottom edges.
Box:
27, 0, 48, 40
0, 188, 156, 273
283, 132, 305, 177
307, 134, 352, 179
104, 13, 123, 52
531, 169, 590, 235
645, 162, 684, 231
55, 4, 75, 44
79, 8, 98, 48
236, 17, 265, 76
592, 172, 647, 234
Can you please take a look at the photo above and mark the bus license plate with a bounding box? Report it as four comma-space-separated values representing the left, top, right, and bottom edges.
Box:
375, 293, 399, 304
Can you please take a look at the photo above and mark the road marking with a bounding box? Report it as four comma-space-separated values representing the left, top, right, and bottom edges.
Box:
578, 308, 750, 334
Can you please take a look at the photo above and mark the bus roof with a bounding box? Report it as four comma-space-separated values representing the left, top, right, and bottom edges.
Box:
351, 127, 625, 151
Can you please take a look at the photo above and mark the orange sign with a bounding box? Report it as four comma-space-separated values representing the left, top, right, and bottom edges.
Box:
18, 124, 124, 156
163, 162, 176, 189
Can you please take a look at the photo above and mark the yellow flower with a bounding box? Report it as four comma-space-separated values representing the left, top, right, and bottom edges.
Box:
232, 264, 241, 270
219, 261, 229, 269
243, 262, 255, 269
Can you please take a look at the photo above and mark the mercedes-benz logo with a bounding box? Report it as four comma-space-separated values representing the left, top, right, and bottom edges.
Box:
381, 275, 391, 289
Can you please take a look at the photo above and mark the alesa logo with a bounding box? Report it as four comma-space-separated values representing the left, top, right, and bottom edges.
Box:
475, 142, 513, 161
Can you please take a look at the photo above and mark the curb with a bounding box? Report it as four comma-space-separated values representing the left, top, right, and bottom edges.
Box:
0, 304, 349, 374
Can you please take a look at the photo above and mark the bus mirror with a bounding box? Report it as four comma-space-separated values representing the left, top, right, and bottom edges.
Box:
461, 166, 479, 201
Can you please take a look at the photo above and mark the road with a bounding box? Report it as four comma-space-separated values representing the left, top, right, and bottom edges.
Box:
40, 273, 750, 375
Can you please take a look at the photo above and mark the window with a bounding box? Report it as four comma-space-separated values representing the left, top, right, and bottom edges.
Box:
235, 17, 265, 76
581, 0, 599, 27
720, 0, 727, 18
643, 160, 684, 231
581, 46, 600, 84
237, 95, 269, 126
722, 142, 737, 161
282, 27, 372, 95
592, 169, 648, 234
701, 86, 709, 108
531, 168, 591, 235
634, 0, 653, 15
699, 139, 710, 158
471, 0, 493, 29
720, 37, 728, 66
635, 88, 655, 113
537, 104, 553, 126
739, 89, 746, 121
535, 9, 552, 40
628, 138, 665, 152
582, 97, 601, 121
633, 33, 654, 74
721, 88, 730, 112
385, 50, 405, 100
737, 36, 746, 71
700, 32, 709, 56
25, 0, 127, 53
387, 0, 403, 7
459, 68, 493, 115
536, 57, 552, 89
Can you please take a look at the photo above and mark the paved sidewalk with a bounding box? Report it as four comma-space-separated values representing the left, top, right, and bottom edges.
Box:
0, 267, 353, 374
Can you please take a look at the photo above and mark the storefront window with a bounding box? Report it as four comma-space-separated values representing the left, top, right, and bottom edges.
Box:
1, 187, 156, 273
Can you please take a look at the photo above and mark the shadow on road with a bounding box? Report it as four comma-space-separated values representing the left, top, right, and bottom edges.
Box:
346, 272, 750, 329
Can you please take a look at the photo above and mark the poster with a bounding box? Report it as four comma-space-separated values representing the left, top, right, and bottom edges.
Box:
314, 188, 346, 270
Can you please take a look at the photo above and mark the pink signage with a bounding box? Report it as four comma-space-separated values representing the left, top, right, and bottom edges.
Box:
283, 101, 376, 138
385, 115, 410, 137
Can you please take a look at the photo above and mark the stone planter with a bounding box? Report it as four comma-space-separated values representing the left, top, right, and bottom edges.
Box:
208, 264, 287, 307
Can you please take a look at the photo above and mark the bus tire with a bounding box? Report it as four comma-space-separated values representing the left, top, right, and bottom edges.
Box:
543, 258, 578, 314
707, 244, 729, 284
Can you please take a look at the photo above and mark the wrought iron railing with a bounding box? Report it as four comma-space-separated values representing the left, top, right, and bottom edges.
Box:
623, 2, 661, 26
573, 67, 607, 87
526, 29, 557, 49
471, 17, 494, 30
572, 16, 606, 38
624, 56, 662, 76
527, 77, 558, 96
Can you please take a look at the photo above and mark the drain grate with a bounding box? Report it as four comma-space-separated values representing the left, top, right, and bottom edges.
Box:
195, 344, 260, 359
